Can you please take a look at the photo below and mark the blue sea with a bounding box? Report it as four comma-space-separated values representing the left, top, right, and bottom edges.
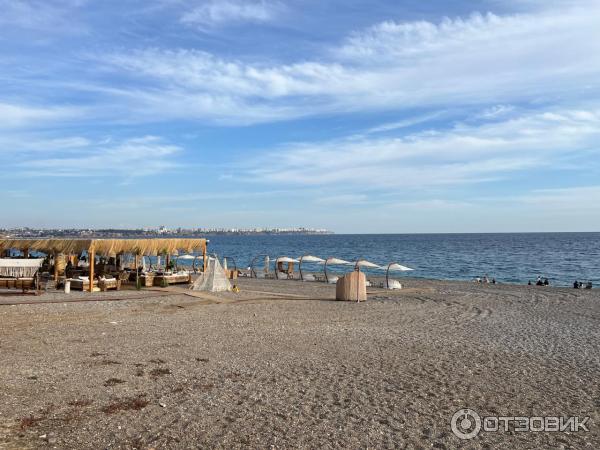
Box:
196, 233, 600, 287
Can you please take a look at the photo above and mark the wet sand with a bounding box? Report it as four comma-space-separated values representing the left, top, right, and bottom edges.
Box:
1, 278, 599, 449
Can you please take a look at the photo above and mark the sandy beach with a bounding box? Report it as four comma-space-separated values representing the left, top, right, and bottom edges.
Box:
1, 278, 599, 449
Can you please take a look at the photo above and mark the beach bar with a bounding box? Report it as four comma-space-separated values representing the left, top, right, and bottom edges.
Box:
0, 238, 207, 293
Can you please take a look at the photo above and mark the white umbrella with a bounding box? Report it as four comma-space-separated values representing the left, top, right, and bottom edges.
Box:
324, 257, 352, 283
385, 262, 414, 289
178, 254, 195, 260
325, 257, 352, 265
275, 256, 298, 279
298, 254, 325, 280
276, 256, 299, 263
355, 259, 383, 270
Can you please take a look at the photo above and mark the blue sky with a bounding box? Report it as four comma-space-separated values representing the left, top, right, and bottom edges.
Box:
1, 0, 599, 233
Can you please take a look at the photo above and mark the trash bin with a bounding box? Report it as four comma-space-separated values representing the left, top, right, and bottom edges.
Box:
64, 280, 71, 294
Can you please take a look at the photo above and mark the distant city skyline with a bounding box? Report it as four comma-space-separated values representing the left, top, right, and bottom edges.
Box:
1, 0, 599, 233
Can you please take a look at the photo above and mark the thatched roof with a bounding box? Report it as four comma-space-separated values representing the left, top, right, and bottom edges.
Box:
0, 238, 207, 256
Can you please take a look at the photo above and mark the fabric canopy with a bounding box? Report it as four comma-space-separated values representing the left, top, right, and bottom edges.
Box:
355, 259, 382, 269
299, 255, 325, 263
276, 256, 299, 263
325, 257, 352, 265
177, 254, 196, 260
0, 258, 43, 278
387, 263, 414, 271
0, 238, 207, 256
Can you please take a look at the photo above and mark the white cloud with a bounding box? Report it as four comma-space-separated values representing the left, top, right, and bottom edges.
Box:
242, 108, 600, 188
181, 0, 280, 28
0, 103, 83, 129
95, 1, 600, 124
366, 112, 447, 134
16, 136, 182, 178
0, 0, 87, 31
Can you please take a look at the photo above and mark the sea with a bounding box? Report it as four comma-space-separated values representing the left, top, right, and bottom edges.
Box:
197, 232, 600, 287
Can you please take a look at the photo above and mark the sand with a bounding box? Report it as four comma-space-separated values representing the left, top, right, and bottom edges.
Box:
1, 278, 599, 449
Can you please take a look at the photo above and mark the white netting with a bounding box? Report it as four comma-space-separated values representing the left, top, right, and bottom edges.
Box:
0, 258, 43, 277
190, 257, 231, 292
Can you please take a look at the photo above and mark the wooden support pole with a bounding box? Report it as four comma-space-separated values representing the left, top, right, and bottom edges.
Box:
88, 245, 95, 293
203, 243, 207, 273
53, 252, 59, 282
24, 248, 29, 258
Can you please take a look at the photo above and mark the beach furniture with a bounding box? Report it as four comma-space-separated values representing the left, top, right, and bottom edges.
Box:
138, 273, 155, 287
336, 271, 367, 302
275, 256, 298, 279
298, 255, 325, 281
354, 259, 383, 287
0, 258, 43, 293
324, 257, 353, 283
223, 256, 238, 280
0, 238, 208, 293
249, 254, 271, 278
0, 277, 36, 293
154, 272, 191, 286
384, 262, 413, 289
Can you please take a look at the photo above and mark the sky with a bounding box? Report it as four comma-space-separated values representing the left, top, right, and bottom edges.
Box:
1, 0, 599, 233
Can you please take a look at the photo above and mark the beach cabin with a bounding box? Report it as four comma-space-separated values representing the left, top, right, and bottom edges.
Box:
0, 238, 208, 293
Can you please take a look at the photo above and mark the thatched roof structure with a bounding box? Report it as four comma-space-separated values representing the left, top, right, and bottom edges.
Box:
0, 238, 207, 256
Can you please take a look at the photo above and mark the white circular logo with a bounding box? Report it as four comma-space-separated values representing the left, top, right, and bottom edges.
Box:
451, 408, 482, 440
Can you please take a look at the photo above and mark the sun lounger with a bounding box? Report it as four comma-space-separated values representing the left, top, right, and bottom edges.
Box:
69, 277, 118, 291
153, 273, 191, 286
0, 277, 35, 292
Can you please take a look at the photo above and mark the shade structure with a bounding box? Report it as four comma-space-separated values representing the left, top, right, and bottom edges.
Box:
275, 256, 298, 279
0, 238, 206, 257
387, 263, 413, 272
298, 254, 325, 280
276, 256, 299, 264
223, 256, 237, 273
354, 259, 383, 270
174, 253, 195, 271
190, 255, 231, 292
250, 254, 271, 278
324, 257, 352, 283
0, 238, 208, 293
385, 262, 414, 289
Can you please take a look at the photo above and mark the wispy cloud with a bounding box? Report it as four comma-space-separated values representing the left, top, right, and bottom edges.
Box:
16, 136, 182, 178
0, 103, 84, 129
0, 0, 87, 32
181, 0, 281, 29
242, 108, 600, 188
93, 2, 600, 124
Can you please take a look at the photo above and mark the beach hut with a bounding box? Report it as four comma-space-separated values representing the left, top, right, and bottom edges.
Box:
0, 238, 207, 293
298, 254, 325, 281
